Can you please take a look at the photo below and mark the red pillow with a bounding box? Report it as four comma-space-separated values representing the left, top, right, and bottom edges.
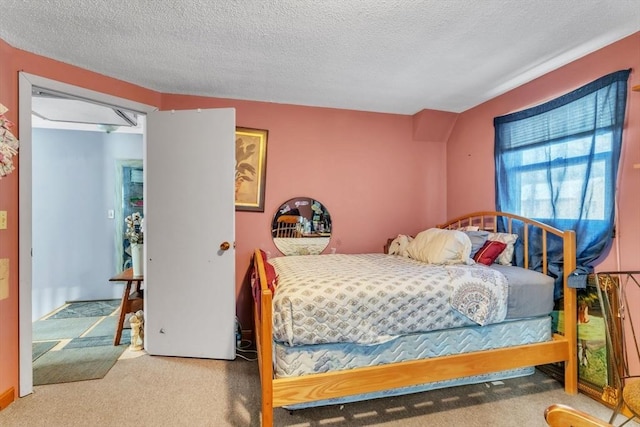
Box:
473, 241, 507, 266
251, 251, 279, 315
258, 250, 278, 294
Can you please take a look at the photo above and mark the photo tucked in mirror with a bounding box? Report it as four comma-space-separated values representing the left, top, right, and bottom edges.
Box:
272, 197, 332, 256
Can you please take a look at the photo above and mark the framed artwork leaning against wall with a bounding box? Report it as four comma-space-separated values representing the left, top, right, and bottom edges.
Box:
538, 274, 618, 407
235, 127, 268, 212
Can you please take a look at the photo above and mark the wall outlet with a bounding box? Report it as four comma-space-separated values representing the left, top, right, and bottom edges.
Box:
0, 211, 7, 230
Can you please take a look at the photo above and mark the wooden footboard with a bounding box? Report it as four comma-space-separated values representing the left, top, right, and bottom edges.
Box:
253, 211, 577, 426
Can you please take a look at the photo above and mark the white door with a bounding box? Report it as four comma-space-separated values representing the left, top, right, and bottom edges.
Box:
145, 108, 236, 359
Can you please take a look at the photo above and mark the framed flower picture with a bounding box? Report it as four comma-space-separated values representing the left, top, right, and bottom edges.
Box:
235, 127, 268, 212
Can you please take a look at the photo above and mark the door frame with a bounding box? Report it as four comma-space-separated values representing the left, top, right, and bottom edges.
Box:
18, 72, 156, 396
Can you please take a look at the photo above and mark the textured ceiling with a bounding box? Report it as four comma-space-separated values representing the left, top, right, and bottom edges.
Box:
0, 0, 639, 114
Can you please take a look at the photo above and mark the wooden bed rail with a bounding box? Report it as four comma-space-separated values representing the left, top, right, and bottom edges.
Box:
253, 211, 577, 426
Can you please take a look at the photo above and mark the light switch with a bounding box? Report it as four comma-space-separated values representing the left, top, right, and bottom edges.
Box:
0, 211, 6, 230
107, 209, 115, 219
0, 258, 9, 300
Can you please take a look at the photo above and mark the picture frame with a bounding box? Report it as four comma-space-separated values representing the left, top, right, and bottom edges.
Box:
235, 127, 268, 212
538, 274, 619, 407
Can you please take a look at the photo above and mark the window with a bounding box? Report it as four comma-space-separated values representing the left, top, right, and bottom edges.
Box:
507, 132, 611, 222
494, 69, 630, 295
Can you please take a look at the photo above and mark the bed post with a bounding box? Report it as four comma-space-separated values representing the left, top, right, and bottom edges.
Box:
562, 230, 578, 394
253, 250, 275, 426
260, 288, 274, 426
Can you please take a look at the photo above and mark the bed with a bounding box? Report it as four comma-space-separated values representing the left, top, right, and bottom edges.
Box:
252, 211, 578, 426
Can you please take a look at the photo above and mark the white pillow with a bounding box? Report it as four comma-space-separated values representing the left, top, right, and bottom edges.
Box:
406, 228, 472, 265
487, 232, 518, 265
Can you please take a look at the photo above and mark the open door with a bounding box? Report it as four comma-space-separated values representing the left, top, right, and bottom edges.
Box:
18, 73, 157, 396
145, 109, 236, 359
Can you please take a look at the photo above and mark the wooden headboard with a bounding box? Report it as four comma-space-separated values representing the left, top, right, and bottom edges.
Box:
385, 211, 575, 276
437, 211, 576, 277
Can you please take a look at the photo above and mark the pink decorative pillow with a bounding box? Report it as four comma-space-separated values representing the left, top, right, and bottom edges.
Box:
473, 241, 507, 266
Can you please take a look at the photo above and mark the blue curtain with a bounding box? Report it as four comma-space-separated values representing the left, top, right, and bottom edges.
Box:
494, 69, 630, 299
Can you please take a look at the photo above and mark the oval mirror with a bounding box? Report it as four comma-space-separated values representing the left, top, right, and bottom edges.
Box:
272, 197, 332, 255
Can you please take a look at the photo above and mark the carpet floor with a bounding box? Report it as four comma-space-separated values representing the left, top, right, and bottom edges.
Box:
32, 300, 131, 385
32, 341, 59, 362
0, 356, 627, 427
47, 299, 121, 319
32, 317, 104, 341
33, 346, 127, 385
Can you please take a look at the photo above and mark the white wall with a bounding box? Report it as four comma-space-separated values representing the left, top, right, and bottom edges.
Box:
32, 128, 142, 320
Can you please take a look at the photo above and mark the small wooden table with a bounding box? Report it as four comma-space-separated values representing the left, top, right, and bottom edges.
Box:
109, 268, 144, 346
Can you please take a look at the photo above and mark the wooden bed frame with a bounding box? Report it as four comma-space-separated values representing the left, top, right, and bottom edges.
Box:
253, 211, 578, 426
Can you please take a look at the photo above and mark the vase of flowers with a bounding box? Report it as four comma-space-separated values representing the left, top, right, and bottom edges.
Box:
125, 212, 144, 276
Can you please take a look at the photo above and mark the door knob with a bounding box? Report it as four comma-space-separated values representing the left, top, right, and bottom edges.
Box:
220, 241, 231, 251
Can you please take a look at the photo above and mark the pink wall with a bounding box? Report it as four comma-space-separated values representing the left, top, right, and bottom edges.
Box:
0, 38, 19, 407
446, 32, 640, 272
161, 94, 447, 327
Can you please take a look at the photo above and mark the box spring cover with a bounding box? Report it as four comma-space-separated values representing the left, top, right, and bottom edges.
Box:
275, 316, 551, 409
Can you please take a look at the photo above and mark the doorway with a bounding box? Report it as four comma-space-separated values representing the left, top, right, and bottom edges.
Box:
30, 113, 144, 321
18, 72, 156, 396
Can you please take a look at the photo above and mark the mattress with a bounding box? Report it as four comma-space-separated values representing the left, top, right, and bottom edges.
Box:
276, 316, 551, 409
490, 264, 554, 319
